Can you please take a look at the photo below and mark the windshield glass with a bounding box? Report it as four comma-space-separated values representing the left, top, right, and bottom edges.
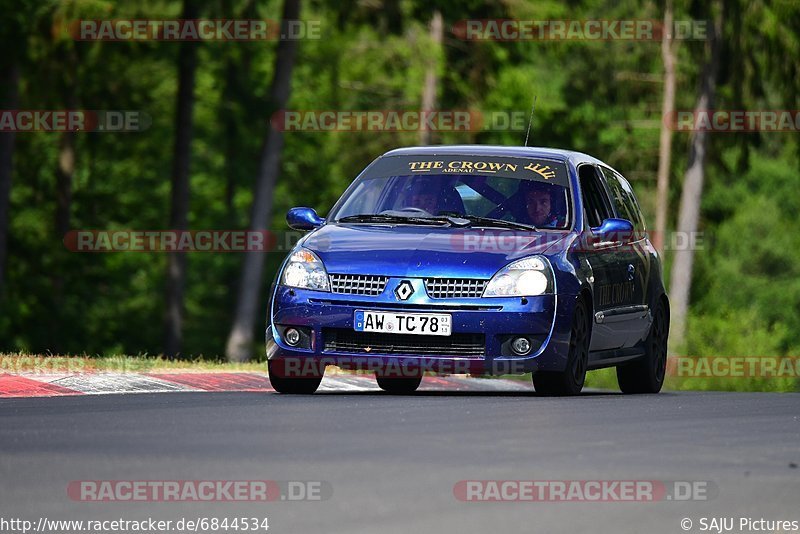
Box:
329, 155, 572, 229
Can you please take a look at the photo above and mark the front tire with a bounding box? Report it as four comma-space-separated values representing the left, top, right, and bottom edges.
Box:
616, 299, 669, 394
375, 374, 422, 394
532, 297, 590, 396
268, 360, 323, 394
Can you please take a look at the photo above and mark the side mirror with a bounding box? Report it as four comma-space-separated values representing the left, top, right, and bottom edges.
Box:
591, 218, 634, 245
286, 207, 325, 231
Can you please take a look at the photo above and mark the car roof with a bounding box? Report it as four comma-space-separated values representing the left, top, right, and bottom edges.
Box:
380, 145, 606, 167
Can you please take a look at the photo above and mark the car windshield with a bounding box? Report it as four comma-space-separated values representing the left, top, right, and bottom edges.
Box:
329, 155, 572, 230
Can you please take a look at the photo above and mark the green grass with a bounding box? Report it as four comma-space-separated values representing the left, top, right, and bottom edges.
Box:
499, 363, 799, 393
587, 366, 798, 393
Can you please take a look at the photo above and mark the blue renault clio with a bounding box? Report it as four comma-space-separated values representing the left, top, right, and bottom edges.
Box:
266, 146, 669, 396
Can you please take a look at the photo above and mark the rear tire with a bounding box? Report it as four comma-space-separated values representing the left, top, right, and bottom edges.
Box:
532, 297, 590, 396
268, 360, 323, 394
616, 299, 669, 394
375, 374, 422, 394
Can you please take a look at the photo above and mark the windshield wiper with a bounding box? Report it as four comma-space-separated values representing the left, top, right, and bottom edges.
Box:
337, 213, 536, 230
336, 214, 450, 226
444, 214, 538, 231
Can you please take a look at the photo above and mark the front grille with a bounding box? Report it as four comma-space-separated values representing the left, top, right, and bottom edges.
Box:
323, 328, 485, 357
329, 274, 388, 296
424, 278, 488, 299
307, 298, 502, 311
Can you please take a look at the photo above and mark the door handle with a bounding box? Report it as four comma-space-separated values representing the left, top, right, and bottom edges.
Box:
592, 240, 622, 248
627, 264, 635, 281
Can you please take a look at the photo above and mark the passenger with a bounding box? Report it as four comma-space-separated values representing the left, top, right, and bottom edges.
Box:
519, 180, 563, 227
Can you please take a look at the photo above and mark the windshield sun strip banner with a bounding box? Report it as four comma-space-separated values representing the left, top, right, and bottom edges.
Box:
363, 155, 570, 188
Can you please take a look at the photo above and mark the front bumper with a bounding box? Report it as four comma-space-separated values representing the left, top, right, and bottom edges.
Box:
266, 280, 575, 375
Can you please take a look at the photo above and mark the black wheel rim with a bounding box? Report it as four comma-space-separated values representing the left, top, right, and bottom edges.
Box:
570, 302, 589, 387
651, 306, 668, 382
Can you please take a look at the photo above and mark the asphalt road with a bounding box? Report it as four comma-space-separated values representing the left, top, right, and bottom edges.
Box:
1, 389, 799, 534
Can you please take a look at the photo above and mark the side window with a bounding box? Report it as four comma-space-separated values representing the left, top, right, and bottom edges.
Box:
601, 167, 645, 232
617, 174, 646, 232
579, 165, 614, 228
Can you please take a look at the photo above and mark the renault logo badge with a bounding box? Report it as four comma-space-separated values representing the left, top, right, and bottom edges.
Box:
394, 280, 414, 301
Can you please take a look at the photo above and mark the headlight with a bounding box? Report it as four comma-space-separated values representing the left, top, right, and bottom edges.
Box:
280, 248, 330, 291
483, 256, 553, 297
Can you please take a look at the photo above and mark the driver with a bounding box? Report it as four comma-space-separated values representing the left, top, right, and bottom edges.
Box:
519, 180, 562, 227
407, 189, 438, 214
404, 178, 439, 214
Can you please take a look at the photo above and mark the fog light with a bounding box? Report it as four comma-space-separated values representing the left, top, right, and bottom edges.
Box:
511, 336, 531, 355
285, 328, 301, 346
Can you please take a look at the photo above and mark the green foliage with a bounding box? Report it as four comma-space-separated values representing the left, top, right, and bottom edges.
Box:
688, 149, 800, 356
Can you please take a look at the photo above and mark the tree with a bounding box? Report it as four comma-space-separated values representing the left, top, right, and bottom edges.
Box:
0, 1, 27, 298
164, 0, 200, 358
669, 2, 724, 348
49, 29, 81, 350
653, 0, 676, 254
0, 60, 18, 298
225, 0, 301, 362
419, 9, 443, 145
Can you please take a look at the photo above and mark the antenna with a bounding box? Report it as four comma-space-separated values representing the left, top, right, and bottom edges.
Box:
524, 95, 537, 147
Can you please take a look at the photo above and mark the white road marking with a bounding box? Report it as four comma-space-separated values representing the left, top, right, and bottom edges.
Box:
49, 373, 198, 394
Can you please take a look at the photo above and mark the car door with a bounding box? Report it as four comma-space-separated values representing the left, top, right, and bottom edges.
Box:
577, 164, 626, 351
599, 166, 652, 347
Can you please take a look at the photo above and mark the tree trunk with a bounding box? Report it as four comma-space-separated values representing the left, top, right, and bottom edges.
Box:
225, 0, 301, 362
164, 0, 199, 358
419, 10, 443, 146
50, 128, 76, 353
653, 0, 676, 253
669, 4, 723, 349
55, 131, 76, 237
0, 60, 19, 297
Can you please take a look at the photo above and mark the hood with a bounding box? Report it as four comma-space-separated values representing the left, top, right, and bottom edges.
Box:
299, 223, 572, 278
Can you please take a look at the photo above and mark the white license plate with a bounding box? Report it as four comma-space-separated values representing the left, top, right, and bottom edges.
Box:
354, 310, 452, 336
